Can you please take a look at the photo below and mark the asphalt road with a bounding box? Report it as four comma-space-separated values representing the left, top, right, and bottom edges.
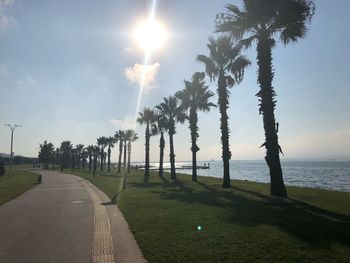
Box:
0, 170, 94, 263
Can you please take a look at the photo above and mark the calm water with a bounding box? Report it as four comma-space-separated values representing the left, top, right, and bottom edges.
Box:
135, 160, 350, 192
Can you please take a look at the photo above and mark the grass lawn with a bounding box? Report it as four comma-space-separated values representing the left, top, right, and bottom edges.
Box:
62, 168, 122, 201
70, 168, 350, 263
0, 168, 37, 205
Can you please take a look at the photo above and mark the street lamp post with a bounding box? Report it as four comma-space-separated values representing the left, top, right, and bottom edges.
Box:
4, 124, 22, 170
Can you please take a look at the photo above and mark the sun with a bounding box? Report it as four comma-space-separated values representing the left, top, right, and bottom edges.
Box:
133, 19, 166, 52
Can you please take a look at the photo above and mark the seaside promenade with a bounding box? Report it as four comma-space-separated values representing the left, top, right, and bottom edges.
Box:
0, 170, 146, 263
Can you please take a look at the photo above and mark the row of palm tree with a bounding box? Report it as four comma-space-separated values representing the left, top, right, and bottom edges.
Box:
137, 72, 215, 183
38, 1, 315, 198
38, 129, 138, 175
136, 0, 315, 197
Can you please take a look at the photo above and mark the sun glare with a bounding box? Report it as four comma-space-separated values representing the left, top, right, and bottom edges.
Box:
133, 19, 166, 52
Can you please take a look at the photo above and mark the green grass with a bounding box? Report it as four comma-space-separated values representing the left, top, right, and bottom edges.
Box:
0, 168, 37, 205
119, 171, 350, 263
63, 168, 122, 201
68, 168, 350, 262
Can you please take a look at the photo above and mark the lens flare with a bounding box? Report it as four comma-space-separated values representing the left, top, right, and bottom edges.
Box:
134, 19, 166, 52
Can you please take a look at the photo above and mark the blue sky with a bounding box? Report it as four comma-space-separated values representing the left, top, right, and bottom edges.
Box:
0, 0, 349, 161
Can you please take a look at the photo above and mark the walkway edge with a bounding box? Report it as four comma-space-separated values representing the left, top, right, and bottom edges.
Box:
77, 176, 147, 263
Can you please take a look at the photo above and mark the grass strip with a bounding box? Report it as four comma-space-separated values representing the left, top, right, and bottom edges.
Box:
0, 169, 37, 205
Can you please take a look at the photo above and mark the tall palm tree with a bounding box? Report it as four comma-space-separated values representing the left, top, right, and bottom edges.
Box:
114, 130, 125, 173
137, 108, 156, 179
76, 144, 84, 169
176, 72, 216, 182
86, 145, 94, 171
97, 136, 108, 171
155, 96, 187, 180
152, 115, 167, 177
125, 129, 138, 173
197, 36, 250, 188
216, 0, 315, 196
106, 136, 116, 173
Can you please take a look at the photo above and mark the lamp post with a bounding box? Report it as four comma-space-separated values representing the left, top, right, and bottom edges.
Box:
3, 124, 22, 170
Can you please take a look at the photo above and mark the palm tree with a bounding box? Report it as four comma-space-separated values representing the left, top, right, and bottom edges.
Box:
123, 134, 127, 171
59, 140, 72, 171
176, 72, 216, 182
155, 96, 187, 180
125, 129, 138, 173
153, 115, 167, 177
54, 147, 60, 169
38, 140, 54, 169
86, 145, 94, 171
76, 144, 84, 169
197, 36, 250, 188
106, 136, 116, 173
216, 0, 315, 196
114, 130, 125, 173
97, 136, 108, 171
137, 108, 156, 179
71, 147, 77, 170
93, 145, 99, 177
81, 149, 88, 169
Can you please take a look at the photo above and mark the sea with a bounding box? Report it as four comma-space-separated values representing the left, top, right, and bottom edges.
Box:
132, 160, 350, 192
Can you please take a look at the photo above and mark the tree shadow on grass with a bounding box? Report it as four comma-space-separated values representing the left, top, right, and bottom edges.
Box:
129, 179, 350, 248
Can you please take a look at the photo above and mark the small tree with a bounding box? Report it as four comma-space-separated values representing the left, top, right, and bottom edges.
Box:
38, 140, 54, 169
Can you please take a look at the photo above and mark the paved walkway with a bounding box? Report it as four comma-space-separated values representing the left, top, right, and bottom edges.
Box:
0, 170, 146, 263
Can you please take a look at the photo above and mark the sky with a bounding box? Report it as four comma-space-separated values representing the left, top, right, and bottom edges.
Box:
0, 0, 349, 162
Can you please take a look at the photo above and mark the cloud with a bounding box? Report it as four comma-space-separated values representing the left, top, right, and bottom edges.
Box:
124, 63, 160, 90
110, 116, 135, 130
123, 46, 134, 53
0, 0, 15, 31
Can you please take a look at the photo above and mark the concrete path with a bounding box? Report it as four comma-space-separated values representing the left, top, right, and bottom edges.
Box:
0, 170, 146, 263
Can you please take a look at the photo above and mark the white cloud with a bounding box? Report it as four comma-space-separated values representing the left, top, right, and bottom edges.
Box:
110, 116, 135, 130
123, 46, 134, 53
124, 63, 160, 90
0, 0, 15, 31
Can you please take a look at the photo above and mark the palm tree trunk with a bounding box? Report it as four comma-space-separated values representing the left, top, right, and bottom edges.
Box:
257, 32, 287, 197
190, 109, 199, 182
89, 154, 92, 171
158, 131, 165, 177
218, 71, 231, 188
118, 141, 123, 173
93, 152, 97, 177
76, 153, 80, 170
123, 141, 127, 171
169, 132, 176, 180
107, 146, 111, 172
127, 141, 131, 173
145, 122, 150, 178
100, 147, 104, 171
